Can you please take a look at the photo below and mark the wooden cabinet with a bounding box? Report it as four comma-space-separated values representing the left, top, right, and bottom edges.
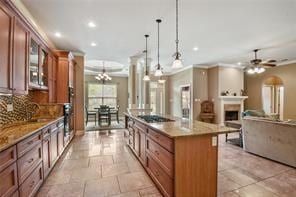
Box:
57, 124, 64, 155
0, 146, 16, 172
0, 3, 13, 94
42, 134, 51, 178
19, 162, 43, 197
17, 131, 42, 158
51, 127, 58, 165
17, 143, 42, 184
12, 18, 29, 95
48, 54, 57, 103
0, 162, 18, 197
125, 115, 218, 197
56, 51, 75, 103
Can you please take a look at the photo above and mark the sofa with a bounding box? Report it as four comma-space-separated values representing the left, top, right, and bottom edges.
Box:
242, 116, 296, 167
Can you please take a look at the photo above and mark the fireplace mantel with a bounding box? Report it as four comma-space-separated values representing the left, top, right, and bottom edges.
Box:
219, 96, 248, 101
218, 96, 248, 126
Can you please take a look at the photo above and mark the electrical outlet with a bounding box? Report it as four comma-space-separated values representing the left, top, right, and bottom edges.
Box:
7, 104, 13, 112
212, 136, 217, 146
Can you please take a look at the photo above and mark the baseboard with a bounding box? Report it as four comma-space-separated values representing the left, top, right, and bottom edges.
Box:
75, 130, 85, 135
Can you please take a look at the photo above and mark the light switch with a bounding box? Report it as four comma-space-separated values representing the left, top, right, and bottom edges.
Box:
212, 136, 217, 146
7, 104, 13, 112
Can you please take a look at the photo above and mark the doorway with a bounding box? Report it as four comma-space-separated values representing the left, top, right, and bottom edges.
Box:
181, 85, 190, 119
150, 82, 165, 114
262, 76, 284, 120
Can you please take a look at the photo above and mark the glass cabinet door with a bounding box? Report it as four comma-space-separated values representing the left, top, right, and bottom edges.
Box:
29, 39, 39, 85
39, 49, 48, 86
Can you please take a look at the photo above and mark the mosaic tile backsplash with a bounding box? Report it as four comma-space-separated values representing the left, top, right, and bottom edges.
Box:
0, 95, 39, 128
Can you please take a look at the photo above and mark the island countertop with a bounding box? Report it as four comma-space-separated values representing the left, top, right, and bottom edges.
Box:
124, 112, 238, 138
0, 117, 64, 152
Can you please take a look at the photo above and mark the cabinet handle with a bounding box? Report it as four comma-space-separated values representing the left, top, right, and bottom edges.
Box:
30, 180, 35, 188
155, 150, 159, 155
155, 171, 160, 177
27, 141, 34, 145
27, 158, 34, 163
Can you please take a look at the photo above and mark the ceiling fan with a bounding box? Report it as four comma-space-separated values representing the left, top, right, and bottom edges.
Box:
245, 49, 287, 74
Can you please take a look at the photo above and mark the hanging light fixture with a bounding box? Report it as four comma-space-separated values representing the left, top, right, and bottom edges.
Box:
158, 76, 166, 83
95, 61, 112, 82
172, 0, 183, 69
155, 19, 163, 77
143, 34, 150, 81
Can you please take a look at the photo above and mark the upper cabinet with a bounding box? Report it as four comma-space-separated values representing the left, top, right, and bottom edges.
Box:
29, 38, 39, 85
29, 37, 49, 90
0, 3, 13, 94
12, 18, 29, 95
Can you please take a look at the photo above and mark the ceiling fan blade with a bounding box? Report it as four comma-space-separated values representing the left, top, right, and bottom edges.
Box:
260, 63, 277, 67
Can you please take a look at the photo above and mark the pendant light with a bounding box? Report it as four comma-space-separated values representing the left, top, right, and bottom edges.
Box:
143, 34, 150, 81
158, 76, 166, 83
172, 0, 184, 69
95, 61, 112, 82
155, 19, 163, 77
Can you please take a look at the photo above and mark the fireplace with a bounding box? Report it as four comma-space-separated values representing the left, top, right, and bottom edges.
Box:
225, 111, 239, 121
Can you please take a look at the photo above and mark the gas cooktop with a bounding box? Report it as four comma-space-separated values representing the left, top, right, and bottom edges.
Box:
137, 115, 175, 123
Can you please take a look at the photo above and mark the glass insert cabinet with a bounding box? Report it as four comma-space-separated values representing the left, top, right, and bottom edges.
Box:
29, 37, 48, 89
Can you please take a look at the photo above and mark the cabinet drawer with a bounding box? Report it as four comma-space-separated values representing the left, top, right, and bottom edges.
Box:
146, 155, 173, 197
11, 190, 19, 197
147, 128, 174, 153
135, 122, 147, 132
19, 162, 43, 197
146, 137, 173, 177
0, 162, 18, 197
17, 143, 42, 184
17, 131, 42, 157
42, 126, 51, 139
0, 146, 17, 172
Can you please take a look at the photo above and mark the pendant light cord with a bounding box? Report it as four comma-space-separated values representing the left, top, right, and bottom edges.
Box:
175, 0, 179, 54
145, 35, 149, 74
156, 19, 161, 69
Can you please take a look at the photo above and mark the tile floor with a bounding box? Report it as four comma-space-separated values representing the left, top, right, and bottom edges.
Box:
37, 130, 296, 197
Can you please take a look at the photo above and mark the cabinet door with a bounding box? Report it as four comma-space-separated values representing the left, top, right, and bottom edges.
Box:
29, 38, 39, 87
134, 128, 140, 156
139, 130, 146, 165
13, 18, 29, 94
0, 162, 18, 197
39, 47, 48, 87
42, 136, 51, 178
0, 4, 13, 94
51, 129, 58, 165
57, 125, 64, 155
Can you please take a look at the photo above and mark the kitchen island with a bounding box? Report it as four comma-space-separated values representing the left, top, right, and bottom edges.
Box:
124, 112, 237, 197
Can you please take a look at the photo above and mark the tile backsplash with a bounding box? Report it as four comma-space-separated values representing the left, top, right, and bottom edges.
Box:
0, 94, 39, 128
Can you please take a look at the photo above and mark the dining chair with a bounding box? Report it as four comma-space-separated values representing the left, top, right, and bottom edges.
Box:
98, 105, 111, 126
85, 106, 97, 126
110, 105, 120, 123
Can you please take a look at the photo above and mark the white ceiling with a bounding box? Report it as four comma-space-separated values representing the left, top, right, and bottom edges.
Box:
21, 0, 296, 74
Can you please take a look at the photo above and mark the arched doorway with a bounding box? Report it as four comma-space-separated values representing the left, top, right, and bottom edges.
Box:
262, 76, 284, 120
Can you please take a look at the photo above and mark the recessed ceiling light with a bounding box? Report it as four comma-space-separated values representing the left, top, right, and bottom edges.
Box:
88, 21, 96, 28
193, 46, 199, 51
237, 62, 242, 66
55, 32, 61, 38
91, 42, 97, 46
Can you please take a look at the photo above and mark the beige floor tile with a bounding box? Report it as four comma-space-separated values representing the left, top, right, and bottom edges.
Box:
70, 166, 102, 182
218, 191, 240, 197
218, 173, 241, 195
84, 177, 121, 197
235, 184, 278, 197
111, 191, 140, 197
139, 186, 162, 197
43, 170, 72, 186
221, 168, 261, 186
37, 182, 84, 197
118, 172, 153, 193
59, 158, 89, 170
89, 155, 114, 167
102, 162, 130, 177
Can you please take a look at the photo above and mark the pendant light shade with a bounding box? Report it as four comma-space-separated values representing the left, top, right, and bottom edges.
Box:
172, 0, 184, 69
155, 19, 163, 77
143, 34, 150, 81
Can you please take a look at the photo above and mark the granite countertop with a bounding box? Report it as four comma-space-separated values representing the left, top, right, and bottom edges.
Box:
0, 117, 64, 152
124, 112, 238, 138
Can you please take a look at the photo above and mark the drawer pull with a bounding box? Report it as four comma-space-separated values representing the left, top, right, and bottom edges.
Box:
30, 180, 35, 188
155, 150, 160, 155
155, 171, 160, 177
27, 158, 34, 163
27, 141, 34, 145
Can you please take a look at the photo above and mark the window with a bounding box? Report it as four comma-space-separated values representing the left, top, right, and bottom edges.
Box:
88, 83, 117, 109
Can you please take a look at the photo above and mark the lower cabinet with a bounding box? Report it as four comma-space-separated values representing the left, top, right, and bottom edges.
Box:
42, 135, 51, 178
19, 162, 43, 197
0, 162, 18, 197
0, 118, 71, 197
51, 128, 58, 165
